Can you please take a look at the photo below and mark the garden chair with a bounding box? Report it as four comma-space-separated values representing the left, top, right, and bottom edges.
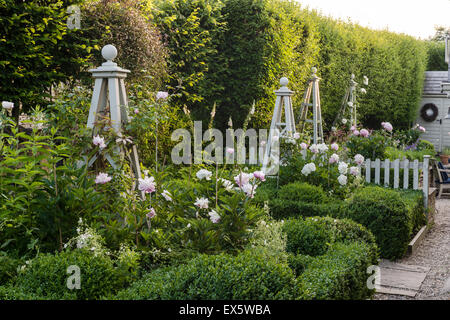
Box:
434, 161, 450, 199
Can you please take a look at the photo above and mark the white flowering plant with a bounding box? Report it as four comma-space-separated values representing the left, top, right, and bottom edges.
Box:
279, 141, 364, 198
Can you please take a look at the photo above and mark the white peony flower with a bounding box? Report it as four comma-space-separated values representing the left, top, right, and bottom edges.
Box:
219, 178, 234, 192
338, 174, 347, 186
208, 210, 221, 223
2, 101, 14, 111
194, 197, 209, 209
338, 162, 348, 175
354, 154, 365, 166
196, 169, 212, 181
301, 163, 317, 176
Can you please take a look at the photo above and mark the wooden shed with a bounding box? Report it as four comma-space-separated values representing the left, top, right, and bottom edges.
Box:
415, 71, 450, 152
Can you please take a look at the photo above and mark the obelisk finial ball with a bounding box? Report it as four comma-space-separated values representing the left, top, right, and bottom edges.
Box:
280, 77, 289, 86
312, 67, 317, 74
102, 44, 117, 61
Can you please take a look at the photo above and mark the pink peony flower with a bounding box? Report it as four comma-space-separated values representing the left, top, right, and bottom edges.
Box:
234, 172, 253, 187
381, 122, 393, 132
253, 171, 266, 181
138, 176, 156, 194
300, 142, 308, 150
350, 126, 356, 131
146, 208, 156, 219
350, 166, 360, 176
419, 126, 426, 133
329, 153, 339, 164
134, 108, 139, 114
360, 129, 369, 137
293, 132, 300, 140
353, 130, 360, 136
95, 172, 111, 184
156, 91, 169, 100
331, 143, 339, 151
93, 135, 107, 150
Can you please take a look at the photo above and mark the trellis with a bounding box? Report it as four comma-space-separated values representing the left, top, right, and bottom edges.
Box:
298, 67, 324, 144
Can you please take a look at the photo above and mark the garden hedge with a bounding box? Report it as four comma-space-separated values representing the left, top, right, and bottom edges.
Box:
151, 0, 427, 131
297, 242, 376, 300
0, 0, 94, 116
345, 186, 412, 260
284, 217, 378, 300
114, 250, 299, 300
0, 250, 129, 300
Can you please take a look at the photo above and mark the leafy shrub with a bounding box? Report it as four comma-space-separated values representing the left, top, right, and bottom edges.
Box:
395, 189, 426, 235
81, 0, 168, 87
426, 41, 447, 71
346, 186, 411, 260
114, 250, 298, 300
417, 139, 435, 151
385, 147, 435, 161
282, 219, 333, 256
278, 182, 328, 204
0, 254, 22, 286
10, 249, 126, 300
152, 0, 226, 122
298, 242, 375, 300
287, 253, 315, 276
346, 132, 388, 159
269, 199, 345, 220
308, 216, 379, 262
0, 0, 93, 114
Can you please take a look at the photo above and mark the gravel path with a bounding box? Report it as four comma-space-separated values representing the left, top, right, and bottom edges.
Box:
373, 198, 450, 300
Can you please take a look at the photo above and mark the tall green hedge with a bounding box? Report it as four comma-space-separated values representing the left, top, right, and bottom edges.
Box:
151, 0, 428, 131
0, 0, 94, 116
426, 41, 447, 71
311, 13, 427, 129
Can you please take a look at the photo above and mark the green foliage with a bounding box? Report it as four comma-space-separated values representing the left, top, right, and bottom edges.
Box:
346, 186, 412, 260
8, 249, 128, 300
0, 253, 22, 286
395, 189, 426, 235
283, 218, 333, 256
417, 139, 435, 152
0, 117, 70, 256
152, 0, 227, 122
269, 199, 345, 220
80, 0, 168, 87
297, 242, 375, 300
426, 41, 447, 71
0, 0, 93, 114
385, 147, 435, 161
312, 14, 427, 130
216, 0, 318, 129
346, 132, 388, 159
114, 249, 298, 300
278, 182, 328, 204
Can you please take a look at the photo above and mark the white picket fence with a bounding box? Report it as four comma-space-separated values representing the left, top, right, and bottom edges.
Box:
362, 155, 431, 209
